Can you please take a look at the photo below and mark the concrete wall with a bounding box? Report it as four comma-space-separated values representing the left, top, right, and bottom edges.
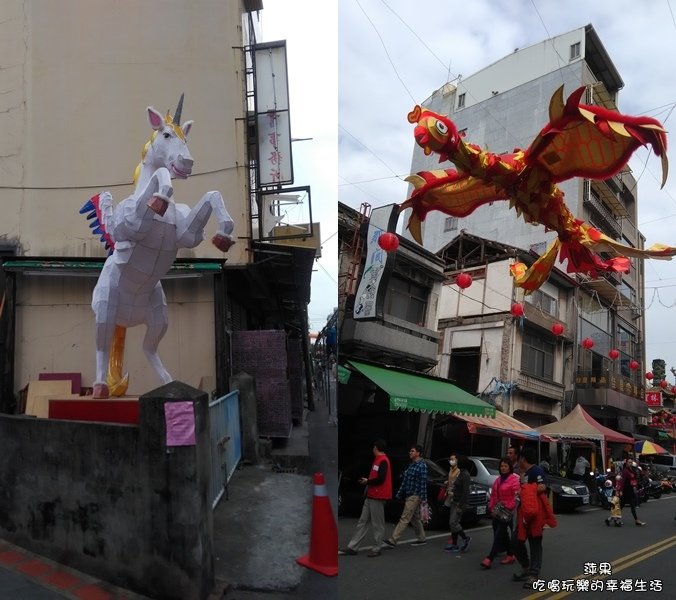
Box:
0, 381, 213, 600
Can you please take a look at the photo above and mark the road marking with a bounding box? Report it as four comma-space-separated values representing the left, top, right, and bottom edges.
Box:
521, 535, 676, 599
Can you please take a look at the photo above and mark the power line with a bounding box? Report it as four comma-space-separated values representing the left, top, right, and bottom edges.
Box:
354, 0, 417, 104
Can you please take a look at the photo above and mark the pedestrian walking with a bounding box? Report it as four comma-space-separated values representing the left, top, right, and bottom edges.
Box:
512, 447, 557, 588
444, 454, 472, 553
506, 444, 521, 480
572, 455, 590, 481
616, 460, 646, 526
384, 444, 428, 548
505, 443, 522, 562
480, 457, 520, 568
339, 439, 393, 557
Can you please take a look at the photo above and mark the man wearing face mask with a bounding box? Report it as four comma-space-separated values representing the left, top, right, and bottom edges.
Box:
444, 453, 472, 553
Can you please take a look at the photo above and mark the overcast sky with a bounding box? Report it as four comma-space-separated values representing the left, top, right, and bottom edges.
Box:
338, 0, 676, 378
259, 0, 338, 332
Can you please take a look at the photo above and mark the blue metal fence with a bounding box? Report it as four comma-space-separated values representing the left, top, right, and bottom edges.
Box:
209, 390, 242, 509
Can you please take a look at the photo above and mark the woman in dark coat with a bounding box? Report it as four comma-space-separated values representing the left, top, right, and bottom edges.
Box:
616, 460, 646, 526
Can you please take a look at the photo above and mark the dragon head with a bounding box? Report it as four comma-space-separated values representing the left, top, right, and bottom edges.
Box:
407, 105, 460, 162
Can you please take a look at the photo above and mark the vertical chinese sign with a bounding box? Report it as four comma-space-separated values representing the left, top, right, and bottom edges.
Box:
353, 204, 399, 321
254, 41, 293, 186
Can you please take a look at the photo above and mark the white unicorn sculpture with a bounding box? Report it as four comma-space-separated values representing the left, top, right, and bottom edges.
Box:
81, 95, 234, 399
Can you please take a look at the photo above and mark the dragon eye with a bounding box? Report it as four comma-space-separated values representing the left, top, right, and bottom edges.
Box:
435, 121, 448, 135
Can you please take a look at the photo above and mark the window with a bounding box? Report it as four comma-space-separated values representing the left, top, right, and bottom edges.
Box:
525, 288, 558, 318
386, 275, 428, 326
521, 329, 555, 380
457, 93, 465, 109
619, 281, 635, 303
570, 42, 581, 60
617, 324, 637, 378
444, 216, 458, 232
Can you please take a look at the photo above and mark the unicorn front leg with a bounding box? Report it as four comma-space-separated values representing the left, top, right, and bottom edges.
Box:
139, 166, 174, 217
176, 190, 235, 251
112, 167, 174, 241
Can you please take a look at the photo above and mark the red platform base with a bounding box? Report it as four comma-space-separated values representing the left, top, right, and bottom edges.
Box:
48, 396, 139, 425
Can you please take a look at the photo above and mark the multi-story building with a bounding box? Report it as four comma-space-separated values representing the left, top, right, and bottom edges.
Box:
0, 1, 317, 418
402, 25, 648, 434
338, 201, 501, 467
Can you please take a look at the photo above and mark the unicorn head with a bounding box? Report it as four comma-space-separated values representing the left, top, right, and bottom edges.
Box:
135, 94, 194, 186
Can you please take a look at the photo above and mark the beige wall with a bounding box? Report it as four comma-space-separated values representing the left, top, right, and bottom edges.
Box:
15, 274, 217, 394
1, 0, 254, 394
0, 0, 249, 264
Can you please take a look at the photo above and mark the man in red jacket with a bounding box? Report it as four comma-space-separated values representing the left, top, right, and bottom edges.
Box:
512, 447, 557, 588
339, 439, 393, 557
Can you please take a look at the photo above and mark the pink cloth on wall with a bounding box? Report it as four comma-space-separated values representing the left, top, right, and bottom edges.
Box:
164, 401, 196, 446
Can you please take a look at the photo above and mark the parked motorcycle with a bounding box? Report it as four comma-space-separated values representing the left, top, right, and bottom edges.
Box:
637, 475, 662, 503
660, 476, 675, 494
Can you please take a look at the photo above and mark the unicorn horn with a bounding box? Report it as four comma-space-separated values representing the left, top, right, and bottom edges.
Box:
173, 93, 185, 125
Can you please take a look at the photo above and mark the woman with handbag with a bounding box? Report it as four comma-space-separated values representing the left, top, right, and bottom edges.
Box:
480, 457, 520, 569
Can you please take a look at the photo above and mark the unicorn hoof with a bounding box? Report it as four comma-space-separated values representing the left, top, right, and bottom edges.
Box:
212, 234, 235, 252
92, 383, 110, 399
147, 195, 169, 216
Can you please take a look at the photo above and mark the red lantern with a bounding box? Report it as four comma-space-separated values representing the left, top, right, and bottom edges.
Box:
671, 386, 676, 395
510, 302, 524, 318
660, 379, 669, 389
645, 372, 654, 381
629, 360, 639, 371
455, 273, 473, 289
551, 323, 564, 336
582, 338, 594, 350
608, 349, 619, 360
377, 232, 399, 252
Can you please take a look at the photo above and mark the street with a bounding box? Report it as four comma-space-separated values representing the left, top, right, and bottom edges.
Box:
338, 494, 676, 599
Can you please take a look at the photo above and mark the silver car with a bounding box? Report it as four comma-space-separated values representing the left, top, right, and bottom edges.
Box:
467, 456, 501, 491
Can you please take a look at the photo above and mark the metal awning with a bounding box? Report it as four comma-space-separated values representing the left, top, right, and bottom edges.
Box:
452, 411, 543, 440
348, 360, 496, 418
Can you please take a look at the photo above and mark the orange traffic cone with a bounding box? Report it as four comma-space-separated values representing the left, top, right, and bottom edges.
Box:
296, 472, 338, 577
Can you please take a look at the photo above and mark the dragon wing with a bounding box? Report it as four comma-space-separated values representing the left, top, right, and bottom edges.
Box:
400, 169, 510, 243
79, 191, 115, 254
525, 86, 668, 186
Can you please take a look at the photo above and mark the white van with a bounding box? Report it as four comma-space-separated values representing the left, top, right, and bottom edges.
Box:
648, 454, 676, 475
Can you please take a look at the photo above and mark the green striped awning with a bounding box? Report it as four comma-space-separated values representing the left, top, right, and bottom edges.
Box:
2, 259, 223, 275
348, 360, 495, 418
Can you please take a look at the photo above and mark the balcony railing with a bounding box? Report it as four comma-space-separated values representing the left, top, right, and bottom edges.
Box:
516, 372, 564, 401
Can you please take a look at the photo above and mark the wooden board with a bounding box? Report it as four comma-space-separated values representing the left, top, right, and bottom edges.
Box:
24, 380, 73, 418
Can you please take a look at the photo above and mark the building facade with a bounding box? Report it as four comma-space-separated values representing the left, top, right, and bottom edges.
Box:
0, 1, 316, 417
